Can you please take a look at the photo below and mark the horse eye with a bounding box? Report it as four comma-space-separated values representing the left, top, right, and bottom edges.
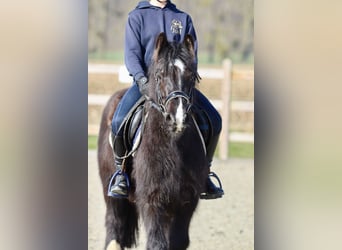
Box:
155, 73, 162, 83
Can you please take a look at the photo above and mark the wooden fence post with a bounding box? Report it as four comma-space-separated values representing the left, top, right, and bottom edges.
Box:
219, 59, 232, 160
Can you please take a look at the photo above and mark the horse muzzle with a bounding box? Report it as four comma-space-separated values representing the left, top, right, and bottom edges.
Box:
148, 90, 192, 133
164, 93, 192, 133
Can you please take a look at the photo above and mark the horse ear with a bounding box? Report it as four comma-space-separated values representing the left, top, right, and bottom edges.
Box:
184, 34, 195, 56
153, 33, 168, 60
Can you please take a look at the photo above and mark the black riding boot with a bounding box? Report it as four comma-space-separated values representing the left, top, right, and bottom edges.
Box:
107, 133, 129, 198
200, 133, 224, 200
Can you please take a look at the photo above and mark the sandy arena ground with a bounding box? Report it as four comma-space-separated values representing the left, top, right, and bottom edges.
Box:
88, 150, 254, 250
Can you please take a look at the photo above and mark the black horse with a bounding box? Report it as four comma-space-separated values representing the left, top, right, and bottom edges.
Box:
98, 33, 208, 250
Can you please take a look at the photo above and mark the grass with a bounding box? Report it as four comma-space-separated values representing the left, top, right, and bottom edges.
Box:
88, 51, 125, 63
227, 142, 254, 158
88, 135, 98, 149
88, 135, 253, 159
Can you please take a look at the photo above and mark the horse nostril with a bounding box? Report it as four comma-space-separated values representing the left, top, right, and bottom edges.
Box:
165, 114, 172, 121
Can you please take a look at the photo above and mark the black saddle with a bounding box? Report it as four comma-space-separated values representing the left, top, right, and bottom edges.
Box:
121, 97, 145, 153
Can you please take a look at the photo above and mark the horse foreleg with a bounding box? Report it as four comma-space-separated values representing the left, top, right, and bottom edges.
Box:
104, 199, 138, 250
142, 206, 170, 250
104, 202, 117, 249
169, 205, 196, 250
145, 221, 169, 250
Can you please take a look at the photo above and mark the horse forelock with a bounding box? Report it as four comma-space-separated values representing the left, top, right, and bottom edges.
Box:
149, 41, 197, 92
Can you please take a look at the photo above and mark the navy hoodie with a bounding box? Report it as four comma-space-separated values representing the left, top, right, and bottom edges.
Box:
124, 1, 198, 82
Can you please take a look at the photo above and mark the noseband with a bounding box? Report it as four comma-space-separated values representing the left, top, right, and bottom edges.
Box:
163, 90, 192, 110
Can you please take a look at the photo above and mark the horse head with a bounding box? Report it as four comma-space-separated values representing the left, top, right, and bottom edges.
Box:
147, 32, 200, 133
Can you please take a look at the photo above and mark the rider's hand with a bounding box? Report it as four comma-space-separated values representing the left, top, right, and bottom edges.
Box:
137, 76, 149, 96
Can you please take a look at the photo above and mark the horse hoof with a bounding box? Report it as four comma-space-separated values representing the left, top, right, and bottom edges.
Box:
106, 240, 122, 250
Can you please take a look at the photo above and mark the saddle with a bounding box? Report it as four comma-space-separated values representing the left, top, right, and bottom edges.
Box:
120, 98, 212, 157
118, 97, 145, 155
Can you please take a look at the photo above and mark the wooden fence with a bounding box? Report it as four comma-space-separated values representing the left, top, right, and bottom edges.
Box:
218, 59, 254, 159
88, 59, 254, 159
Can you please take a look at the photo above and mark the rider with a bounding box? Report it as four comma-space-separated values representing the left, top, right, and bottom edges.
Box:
109, 0, 224, 199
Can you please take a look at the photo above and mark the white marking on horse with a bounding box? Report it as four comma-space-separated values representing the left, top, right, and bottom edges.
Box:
174, 58, 185, 132
175, 98, 184, 132
174, 59, 185, 74
106, 240, 121, 250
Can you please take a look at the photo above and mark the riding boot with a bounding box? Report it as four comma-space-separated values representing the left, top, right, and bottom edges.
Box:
200, 133, 225, 200
107, 132, 129, 198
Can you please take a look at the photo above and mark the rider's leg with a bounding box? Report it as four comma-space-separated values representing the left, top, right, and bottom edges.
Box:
108, 84, 141, 198
193, 89, 224, 199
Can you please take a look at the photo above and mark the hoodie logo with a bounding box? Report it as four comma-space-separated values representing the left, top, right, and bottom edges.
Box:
171, 19, 183, 34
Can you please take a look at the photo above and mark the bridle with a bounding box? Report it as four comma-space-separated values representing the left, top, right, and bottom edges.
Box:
146, 74, 194, 117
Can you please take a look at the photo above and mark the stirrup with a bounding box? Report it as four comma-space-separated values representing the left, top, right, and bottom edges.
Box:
200, 172, 224, 200
208, 172, 223, 190
107, 170, 130, 198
